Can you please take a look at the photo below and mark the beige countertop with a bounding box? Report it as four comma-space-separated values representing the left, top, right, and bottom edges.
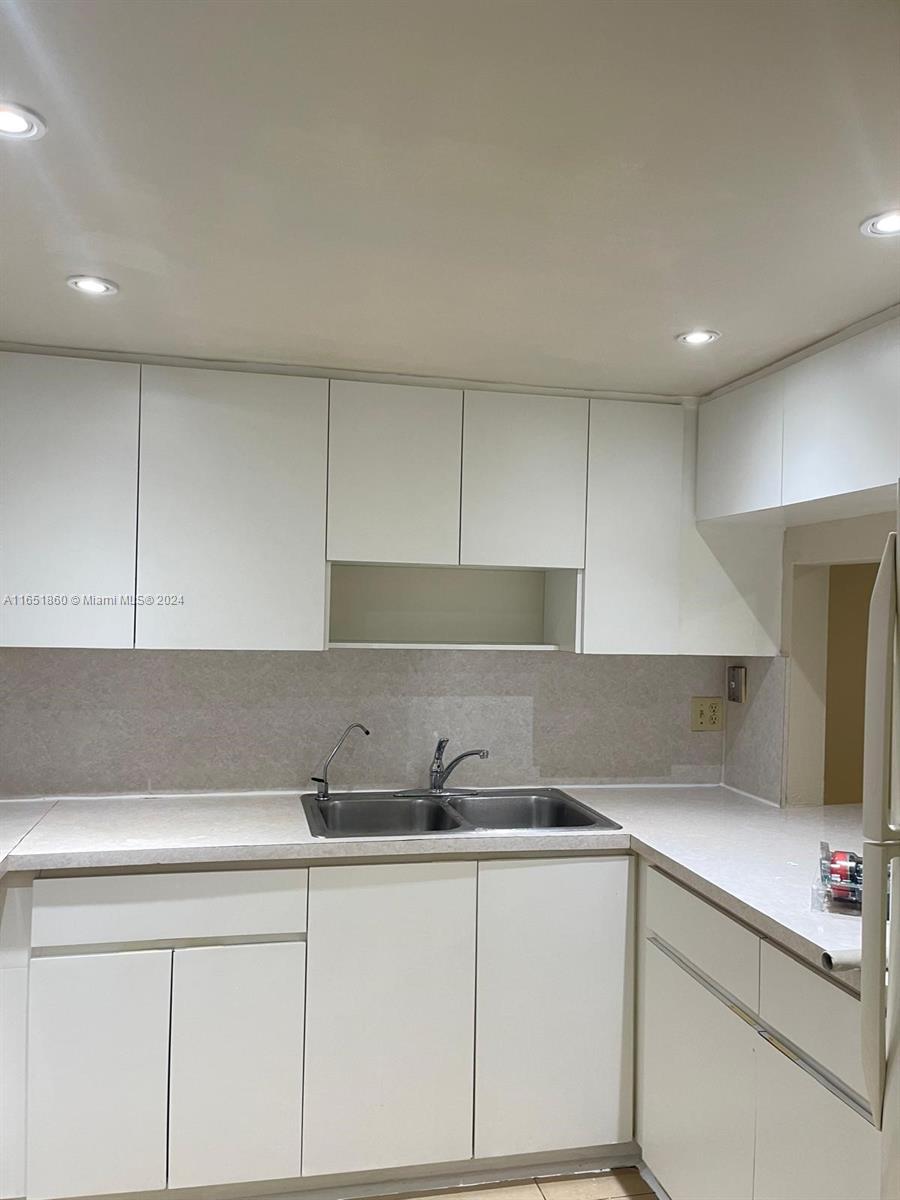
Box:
0, 799, 57, 868
0, 785, 864, 980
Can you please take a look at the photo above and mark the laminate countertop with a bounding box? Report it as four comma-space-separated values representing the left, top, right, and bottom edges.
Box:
0, 800, 57, 870
0, 785, 864, 982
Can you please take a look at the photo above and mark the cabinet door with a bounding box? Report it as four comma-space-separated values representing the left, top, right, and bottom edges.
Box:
328, 381, 462, 564
168, 941, 305, 1188
460, 391, 588, 568
303, 862, 476, 1176
0, 352, 140, 648
136, 366, 328, 649
696, 374, 783, 519
26, 951, 170, 1199
754, 1035, 881, 1200
475, 858, 631, 1157
583, 400, 684, 653
640, 941, 756, 1200
1, 967, 28, 1199
782, 319, 900, 506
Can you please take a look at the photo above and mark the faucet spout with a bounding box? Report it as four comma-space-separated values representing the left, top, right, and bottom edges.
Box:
428, 737, 489, 792
311, 723, 370, 799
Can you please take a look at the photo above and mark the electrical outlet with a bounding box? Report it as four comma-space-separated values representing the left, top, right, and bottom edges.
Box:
691, 696, 723, 731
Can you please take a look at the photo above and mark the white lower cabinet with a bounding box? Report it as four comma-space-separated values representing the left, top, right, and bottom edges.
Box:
753, 1036, 881, 1200
167, 941, 306, 1188
640, 879, 884, 1200
17, 861, 888, 1200
26, 951, 171, 1200
641, 941, 757, 1200
25, 869, 310, 1198
302, 862, 477, 1176
26, 942, 307, 1198
758, 940, 865, 1098
475, 857, 632, 1157
21, 859, 633, 1196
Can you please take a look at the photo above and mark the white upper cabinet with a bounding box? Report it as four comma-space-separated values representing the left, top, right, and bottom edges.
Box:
698, 318, 900, 520
136, 366, 328, 650
327, 381, 462, 565
460, 391, 588, 568
782, 319, 900, 506
0, 352, 139, 648
696, 374, 783, 519
583, 400, 684, 654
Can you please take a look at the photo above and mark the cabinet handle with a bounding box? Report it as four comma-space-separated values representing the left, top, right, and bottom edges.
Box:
649, 933, 875, 1124
759, 1029, 873, 1124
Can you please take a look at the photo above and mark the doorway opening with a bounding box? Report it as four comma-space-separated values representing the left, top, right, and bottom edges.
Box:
822, 563, 879, 804
786, 559, 878, 806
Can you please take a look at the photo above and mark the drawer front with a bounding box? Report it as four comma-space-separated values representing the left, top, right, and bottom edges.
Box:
31, 869, 308, 948
645, 868, 759, 1011
759, 941, 865, 1097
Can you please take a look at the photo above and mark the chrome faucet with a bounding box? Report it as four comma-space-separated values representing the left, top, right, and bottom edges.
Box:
429, 737, 489, 792
311, 723, 370, 799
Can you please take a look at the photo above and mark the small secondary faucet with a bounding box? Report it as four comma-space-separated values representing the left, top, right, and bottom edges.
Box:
312, 723, 370, 799
429, 737, 489, 792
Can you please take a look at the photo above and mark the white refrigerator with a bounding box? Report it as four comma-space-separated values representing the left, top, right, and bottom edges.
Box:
862, 488, 900, 1198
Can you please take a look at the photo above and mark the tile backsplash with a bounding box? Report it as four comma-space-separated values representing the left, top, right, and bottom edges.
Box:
723, 656, 787, 804
0, 648, 729, 798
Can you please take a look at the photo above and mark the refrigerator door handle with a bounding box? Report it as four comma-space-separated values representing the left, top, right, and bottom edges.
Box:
861, 843, 892, 1129
863, 533, 897, 843
861, 842, 900, 1131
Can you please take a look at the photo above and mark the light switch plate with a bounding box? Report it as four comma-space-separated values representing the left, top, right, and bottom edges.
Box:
727, 664, 748, 704
691, 696, 723, 731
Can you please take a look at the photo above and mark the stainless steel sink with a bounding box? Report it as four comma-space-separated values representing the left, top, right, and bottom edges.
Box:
302, 787, 620, 838
447, 788, 620, 830
303, 794, 465, 838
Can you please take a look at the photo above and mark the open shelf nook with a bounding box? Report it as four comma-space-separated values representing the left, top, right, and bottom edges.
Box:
327, 564, 582, 651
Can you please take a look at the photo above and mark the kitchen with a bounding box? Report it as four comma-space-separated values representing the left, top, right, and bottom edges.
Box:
0, 2, 898, 1200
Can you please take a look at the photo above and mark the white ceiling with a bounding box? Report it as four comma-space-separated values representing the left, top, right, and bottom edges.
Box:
1, 0, 898, 395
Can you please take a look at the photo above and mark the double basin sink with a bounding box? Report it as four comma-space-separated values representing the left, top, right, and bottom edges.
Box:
302, 787, 621, 838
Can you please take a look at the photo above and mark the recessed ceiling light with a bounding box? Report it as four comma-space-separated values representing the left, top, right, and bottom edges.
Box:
0, 101, 47, 140
860, 210, 900, 238
67, 275, 119, 296
675, 329, 720, 346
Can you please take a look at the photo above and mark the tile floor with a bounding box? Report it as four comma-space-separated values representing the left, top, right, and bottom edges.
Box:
404, 1171, 657, 1200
